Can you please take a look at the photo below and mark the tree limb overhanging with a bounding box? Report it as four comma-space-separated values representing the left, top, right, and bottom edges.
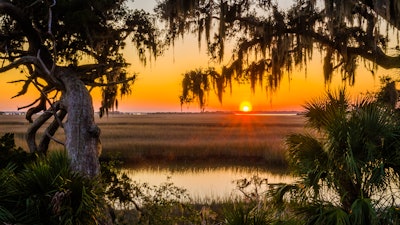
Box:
156, 0, 400, 109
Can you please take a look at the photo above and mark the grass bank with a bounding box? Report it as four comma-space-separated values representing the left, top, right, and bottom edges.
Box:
0, 113, 307, 168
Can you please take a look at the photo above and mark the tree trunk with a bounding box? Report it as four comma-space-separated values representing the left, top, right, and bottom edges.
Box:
57, 67, 101, 178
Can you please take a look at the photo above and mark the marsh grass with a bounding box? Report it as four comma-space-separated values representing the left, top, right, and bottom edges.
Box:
0, 115, 65, 151
97, 113, 306, 168
0, 113, 306, 168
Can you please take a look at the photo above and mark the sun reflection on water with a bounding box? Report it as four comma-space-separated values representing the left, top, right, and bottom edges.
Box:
124, 167, 295, 201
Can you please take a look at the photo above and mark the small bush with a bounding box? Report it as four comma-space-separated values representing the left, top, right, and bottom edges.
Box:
0, 133, 107, 225
0, 133, 35, 170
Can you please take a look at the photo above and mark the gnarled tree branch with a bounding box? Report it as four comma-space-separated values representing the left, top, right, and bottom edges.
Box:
38, 108, 67, 154
0, 56, 40, 73
26, 109, 53, 153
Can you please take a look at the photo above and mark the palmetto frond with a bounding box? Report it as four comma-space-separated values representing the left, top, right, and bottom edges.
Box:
0, 151, 106, 225
299, 203, 350, 225
0, 164, 18, 223
286, 134, 328, 176
349, 198, 377, 225
304, 89, 349, 132
286, 133, 333, 201
286, 88, 400, 217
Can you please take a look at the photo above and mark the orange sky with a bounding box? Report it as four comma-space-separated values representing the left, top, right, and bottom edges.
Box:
0, 1, 395, 113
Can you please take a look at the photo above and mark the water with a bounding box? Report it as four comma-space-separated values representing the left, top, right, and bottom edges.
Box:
123, 166, 295, 201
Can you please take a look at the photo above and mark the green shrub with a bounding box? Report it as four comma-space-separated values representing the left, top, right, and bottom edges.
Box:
0, 133, 35, 170
223, 201, 270, 225
282, 89, 400, 224
0, 133, 203, 225
0, 133, 107, 225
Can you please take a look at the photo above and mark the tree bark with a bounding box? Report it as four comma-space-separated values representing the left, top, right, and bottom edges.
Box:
57, 67, 101, 178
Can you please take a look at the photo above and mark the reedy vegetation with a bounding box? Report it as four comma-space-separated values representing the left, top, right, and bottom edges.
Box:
0, 113, 306, 168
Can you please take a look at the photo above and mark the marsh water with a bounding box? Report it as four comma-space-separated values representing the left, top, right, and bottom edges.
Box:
123, 165, 295, 200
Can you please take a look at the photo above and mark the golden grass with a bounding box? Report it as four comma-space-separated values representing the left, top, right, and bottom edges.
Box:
96, 113, 306, 167
0, 115, 65, 151
0, 113, 307, 168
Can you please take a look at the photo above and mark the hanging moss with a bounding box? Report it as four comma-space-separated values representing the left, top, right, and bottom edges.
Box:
157, 0, 400, 110
180, 69, 213, 111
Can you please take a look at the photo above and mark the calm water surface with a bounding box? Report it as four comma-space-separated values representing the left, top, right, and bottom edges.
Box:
124, 166, 295, 200
116, 113, 300, 200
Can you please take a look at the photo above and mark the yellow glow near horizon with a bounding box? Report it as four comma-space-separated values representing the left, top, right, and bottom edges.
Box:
239, 101, 252, 112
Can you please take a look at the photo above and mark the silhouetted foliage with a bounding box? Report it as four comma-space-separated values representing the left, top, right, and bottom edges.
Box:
155, 0, 400, 109
0, 148, 107, 224
0, 133, 35, 171
376, 76, 400, 109
0, 134, 202, 224
280, 88, 400, 224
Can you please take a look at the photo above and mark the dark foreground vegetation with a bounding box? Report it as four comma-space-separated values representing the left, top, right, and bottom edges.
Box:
1, 132, 282, 225
2, 87, 400, 225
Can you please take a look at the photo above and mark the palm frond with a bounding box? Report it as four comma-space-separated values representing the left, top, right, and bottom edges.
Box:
350, 198, 377, 225
298, 203, 350, 225
286, 133, 328, 176
0, 206, 16, 223
304, 89, 349, 131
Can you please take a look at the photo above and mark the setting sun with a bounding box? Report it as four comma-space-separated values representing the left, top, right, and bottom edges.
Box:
239, 101, 252, 112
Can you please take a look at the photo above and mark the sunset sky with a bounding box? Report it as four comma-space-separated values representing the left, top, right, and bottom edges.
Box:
0, 0, 393, 113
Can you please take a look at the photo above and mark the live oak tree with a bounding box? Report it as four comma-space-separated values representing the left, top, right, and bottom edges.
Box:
0, 0, 159, 177
155, 0, 400, 108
